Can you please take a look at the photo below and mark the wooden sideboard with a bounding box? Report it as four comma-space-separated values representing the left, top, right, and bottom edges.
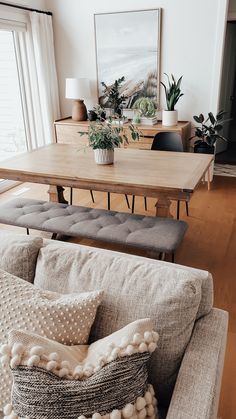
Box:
54, 117, 192, 151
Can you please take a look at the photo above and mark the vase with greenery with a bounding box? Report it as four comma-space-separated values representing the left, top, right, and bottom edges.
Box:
101, 76, 127, 118
190, 110, 228, 154
161, 73, 184, 126
79, 121, 140, 164
132, 97, 157, 124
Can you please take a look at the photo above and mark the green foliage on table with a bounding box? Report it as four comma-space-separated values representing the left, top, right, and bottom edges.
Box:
132, 97, 156, 118
161, 73, 184, 111
79, 121, 140, 150
101, 76, 127, 116
190, 110, 229, 147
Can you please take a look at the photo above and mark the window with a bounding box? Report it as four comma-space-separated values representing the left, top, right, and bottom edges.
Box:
0, 19, 28, 191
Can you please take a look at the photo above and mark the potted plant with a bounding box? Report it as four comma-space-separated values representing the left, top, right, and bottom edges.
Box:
161, 73, 184, 126
190, 111, 228, 154
88, 104, 106, 122
101, 76, 127, 118
132, 97, 157, 125
79, 121, 140, 165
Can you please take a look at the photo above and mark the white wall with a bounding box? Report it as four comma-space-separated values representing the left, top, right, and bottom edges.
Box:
46, 0, 228, 122
1, 0, 46, 9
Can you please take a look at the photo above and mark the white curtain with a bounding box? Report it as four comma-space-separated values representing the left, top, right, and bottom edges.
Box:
15, 12, 61, 149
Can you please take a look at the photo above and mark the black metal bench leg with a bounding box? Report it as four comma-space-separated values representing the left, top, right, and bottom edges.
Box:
51, 233, 58, 240
26, 228, 29, 235
186, 201, 189, 216
107, 192, 111, 210
177, 200, 180, 220
125, 194, 130, 209
159, 252, 166, 261
132, 196, 135, 213
90, 190, 95, 203
172, 253, 175, 263
70, 188, 73, 205
144, 197, 147, 211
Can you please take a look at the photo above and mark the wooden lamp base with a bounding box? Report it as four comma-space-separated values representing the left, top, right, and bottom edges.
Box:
72, 99, 88, 121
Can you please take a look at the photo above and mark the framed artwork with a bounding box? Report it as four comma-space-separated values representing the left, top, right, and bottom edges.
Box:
94, 9, 162, 111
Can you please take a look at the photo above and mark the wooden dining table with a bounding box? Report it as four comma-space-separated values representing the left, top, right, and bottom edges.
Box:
0, 144, 213, 217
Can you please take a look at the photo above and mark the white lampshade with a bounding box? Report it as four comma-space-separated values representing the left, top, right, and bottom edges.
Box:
65, 78, 91, 99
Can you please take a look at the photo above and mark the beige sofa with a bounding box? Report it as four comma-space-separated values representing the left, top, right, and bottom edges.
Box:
0, 232, 228, 419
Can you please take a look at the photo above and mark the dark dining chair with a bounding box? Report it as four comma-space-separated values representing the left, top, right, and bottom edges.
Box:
131, 132, 189, 219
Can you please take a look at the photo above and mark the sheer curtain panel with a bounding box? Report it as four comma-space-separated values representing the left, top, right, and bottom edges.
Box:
15, 12, 60, 148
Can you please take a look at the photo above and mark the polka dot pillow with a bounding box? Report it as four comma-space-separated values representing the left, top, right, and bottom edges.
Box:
0, 269, 103, 410
1, 319, 159, 419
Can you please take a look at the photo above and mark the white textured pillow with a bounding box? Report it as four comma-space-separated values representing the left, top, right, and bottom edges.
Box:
0, 269, 103, 410
2, 319, 159, 419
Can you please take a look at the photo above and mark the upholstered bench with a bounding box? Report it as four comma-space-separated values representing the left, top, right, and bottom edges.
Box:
0, 198, 188, 262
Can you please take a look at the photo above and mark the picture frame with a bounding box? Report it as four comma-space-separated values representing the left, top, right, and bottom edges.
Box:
94, 9, 162, 112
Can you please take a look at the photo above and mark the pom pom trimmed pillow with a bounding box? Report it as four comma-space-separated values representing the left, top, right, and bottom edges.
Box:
2, 319, 159, 419
0, 269, 103, 410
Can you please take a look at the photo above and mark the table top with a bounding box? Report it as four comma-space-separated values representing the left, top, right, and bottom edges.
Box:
0, 144, 213, 194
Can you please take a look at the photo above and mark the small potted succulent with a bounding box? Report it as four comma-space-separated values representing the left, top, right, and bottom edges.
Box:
161, 73, 184, 126
79, 121, 140, 165
132, 97, 157, 125
190, 111, 228, 154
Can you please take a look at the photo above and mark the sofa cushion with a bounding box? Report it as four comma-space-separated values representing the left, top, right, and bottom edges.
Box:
34, 241, 213, 407
3, 320, 159, 419
0, 230, 42, 283
0, 269, 103, 411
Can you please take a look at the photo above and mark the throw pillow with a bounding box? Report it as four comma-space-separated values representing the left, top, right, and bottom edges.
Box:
0, 230, 43, 283
0, 269, 103, 411
1, 319, 159, 419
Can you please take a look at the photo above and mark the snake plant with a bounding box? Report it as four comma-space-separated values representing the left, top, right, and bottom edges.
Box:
161, 73, 184, 111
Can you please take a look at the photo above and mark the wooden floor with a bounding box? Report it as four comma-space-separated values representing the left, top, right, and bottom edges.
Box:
0, 176, 235, 418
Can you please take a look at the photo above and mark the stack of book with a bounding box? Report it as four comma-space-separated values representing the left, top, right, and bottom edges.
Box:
139, 116, 158, 125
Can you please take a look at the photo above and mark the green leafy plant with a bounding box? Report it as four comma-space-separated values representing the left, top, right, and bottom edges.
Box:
101, 76, 127, 117
161, 73, 184, 111
93, 104, 106, 120
132, 97, 156, 117
190, 110, 228, 147
79, 121, 140, 150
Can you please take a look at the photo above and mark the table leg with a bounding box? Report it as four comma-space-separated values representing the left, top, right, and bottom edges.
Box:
207, 168, 211, 191
48, 185, 68, 204
155, 196, 172, 218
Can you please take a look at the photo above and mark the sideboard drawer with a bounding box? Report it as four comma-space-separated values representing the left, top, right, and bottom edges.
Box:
56, 124, 88, 146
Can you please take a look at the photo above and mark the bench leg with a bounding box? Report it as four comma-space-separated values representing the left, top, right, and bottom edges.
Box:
172, 253, 175, 263
132, 196, 135, 213
144, 197, 147, 211
26, 228, 29, 235
51, 233, 58, 240
70, 188, 73, 205
159, 252, 166, 261
107, 192, 111, 210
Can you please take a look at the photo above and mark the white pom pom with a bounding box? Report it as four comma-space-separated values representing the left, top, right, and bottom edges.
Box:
139, 343, 148, 353
144, 391, 152, 405
61, 360, 70, 369
152, 331, 159, 342
111, 348, 120, 358
119, 336, 129, 349
122, 403, 134, 418
1, 354, 10, 367
110, 410, 121, 419
27, 355, 40, 367
58, 368, 69, 378
30, 346, 44, 357
137, 408, 146, 419
136, 397, 146, 411
92, 413, 102, 419
74, 365, 83, 378
48, 352, 60, 361
132, 333, 142, 345
46, 361, 57, 371
144, 331, 153, 344
84, 366, 94, 377
148, 342, 157, 353
94, 366, 101, 373
0, 344, 11, 356
98, 356, 106, 367
78, 416, 87, 419
12, 343, 24, 356
10, 355, 21, 369
149, 386, 155, 396
125, 345, 135, 356
3, 404, 13, 415
146, 405, 154, 416
102, 414, 110, 419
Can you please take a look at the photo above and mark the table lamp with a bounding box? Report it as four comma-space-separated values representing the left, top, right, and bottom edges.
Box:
65, 78, 91, 121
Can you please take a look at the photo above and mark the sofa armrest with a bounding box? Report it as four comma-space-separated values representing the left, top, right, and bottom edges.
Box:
166, 308, 228, 419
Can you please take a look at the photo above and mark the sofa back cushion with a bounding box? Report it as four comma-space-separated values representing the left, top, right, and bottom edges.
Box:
0, 230, 42, 283
34, 241, 213, 407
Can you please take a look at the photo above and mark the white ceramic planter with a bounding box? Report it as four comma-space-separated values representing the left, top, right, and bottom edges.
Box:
162, 110, 178, 126
94, 149, 114, 165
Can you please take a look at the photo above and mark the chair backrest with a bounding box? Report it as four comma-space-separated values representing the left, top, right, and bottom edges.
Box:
151, 132, 184, 152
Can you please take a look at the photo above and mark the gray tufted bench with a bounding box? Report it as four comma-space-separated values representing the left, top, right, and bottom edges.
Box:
0, 198, 188, 262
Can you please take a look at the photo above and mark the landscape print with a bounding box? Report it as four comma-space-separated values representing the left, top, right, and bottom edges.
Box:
94, 9, 161, 109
